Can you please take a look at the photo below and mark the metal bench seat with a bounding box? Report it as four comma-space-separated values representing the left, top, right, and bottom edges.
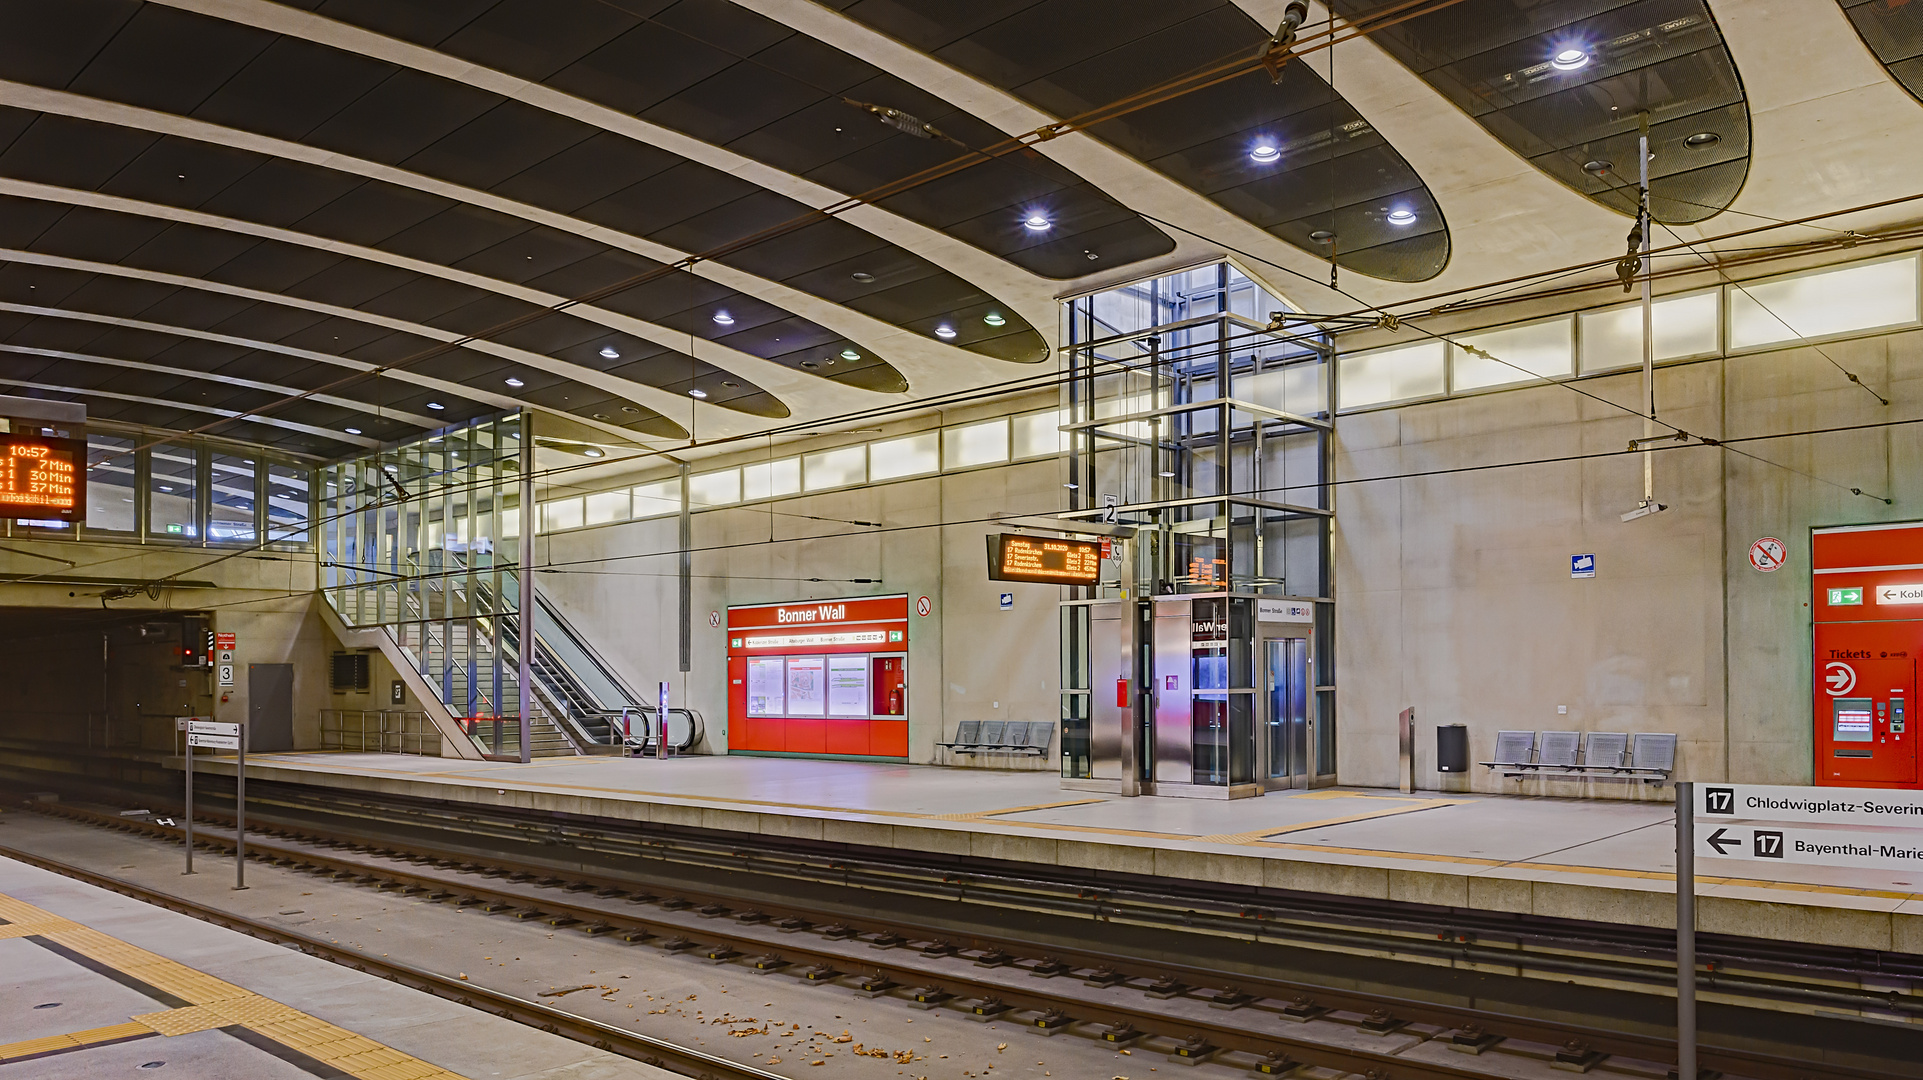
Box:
1481, 729, 1676, 784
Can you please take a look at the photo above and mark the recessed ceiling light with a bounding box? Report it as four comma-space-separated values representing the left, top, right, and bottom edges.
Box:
159, 485, 172, 492
1024, 213, 1051, 232
1157, 470, 1176, 478
598, 346, 619, 359
622, 405, 640, 413
712, 311, 735, 326
689, 388, 708, 398
1582, 159, 1611, 175
1385, 209, 1417, 226
426, 401, 445, 410
344, 427, 362, 435
935, 324, 957, 339
1684, 131, 1721, 149
1309, 229, 1336, 243
1249, 143, 1281, 163
382, 464, 397, 473
721, 380, 739, 388
505, 377, 525, 388
840, 348, 861, 360
851, 271, 876, 283
583, 448, 604, 458
592, 413, 610, 420
984, 313, 1006, 327
1551, 48, 1588, 71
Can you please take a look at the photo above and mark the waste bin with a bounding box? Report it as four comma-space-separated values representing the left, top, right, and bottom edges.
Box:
1436, 724, 1469, 773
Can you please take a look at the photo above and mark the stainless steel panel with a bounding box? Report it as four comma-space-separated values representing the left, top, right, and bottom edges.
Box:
1090, 603, 1123, 780
1152, 599, 1192, 784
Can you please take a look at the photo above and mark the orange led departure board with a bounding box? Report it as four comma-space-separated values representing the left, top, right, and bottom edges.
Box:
0, 436, 84, 522
986, 533, 1102, 585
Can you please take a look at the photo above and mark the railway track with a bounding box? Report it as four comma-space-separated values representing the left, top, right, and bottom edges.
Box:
10, 796, 1910, 1080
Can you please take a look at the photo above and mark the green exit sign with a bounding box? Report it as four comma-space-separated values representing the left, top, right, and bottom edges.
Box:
1829, 587, 1863, 606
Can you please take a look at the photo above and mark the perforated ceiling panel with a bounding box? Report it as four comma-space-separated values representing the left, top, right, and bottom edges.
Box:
1839, 1, 1923, 104
830, 0, 1450, 282
1333, 0, 1750, 225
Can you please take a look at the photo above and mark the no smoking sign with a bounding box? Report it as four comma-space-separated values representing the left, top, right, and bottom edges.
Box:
1749, 537, 1786, 573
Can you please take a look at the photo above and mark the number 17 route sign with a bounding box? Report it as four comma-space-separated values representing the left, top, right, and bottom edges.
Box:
1694, 783, 1923, 872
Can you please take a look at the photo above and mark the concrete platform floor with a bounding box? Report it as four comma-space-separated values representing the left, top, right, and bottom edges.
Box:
192, 752, 1923, 954
0, 841, 680, 1080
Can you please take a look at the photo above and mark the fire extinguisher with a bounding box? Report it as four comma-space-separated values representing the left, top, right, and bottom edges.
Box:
890, 686, 902, 713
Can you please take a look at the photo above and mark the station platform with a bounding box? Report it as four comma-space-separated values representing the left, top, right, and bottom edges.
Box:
187, 753, 1923, 956
0, 846, 675, 1079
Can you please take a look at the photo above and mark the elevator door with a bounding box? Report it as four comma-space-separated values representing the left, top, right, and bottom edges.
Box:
1265, 638, 1311, 788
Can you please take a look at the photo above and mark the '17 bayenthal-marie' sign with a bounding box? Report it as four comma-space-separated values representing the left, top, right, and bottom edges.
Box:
1694, 783, 1923, 872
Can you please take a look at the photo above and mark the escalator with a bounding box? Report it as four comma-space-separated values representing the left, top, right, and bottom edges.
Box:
495, 572, 702, 756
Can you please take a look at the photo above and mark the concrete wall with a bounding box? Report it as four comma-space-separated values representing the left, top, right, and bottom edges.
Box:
537, 449, 1070, 766
1334, 328, 1923, 795
0, 539, 337, 750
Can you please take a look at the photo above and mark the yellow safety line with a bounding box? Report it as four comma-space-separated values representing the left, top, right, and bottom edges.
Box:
0, 892, 471, 1079
934, 799, 1108, 821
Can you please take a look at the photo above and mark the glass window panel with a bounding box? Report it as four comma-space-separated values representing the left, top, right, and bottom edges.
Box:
1012, 409, 1067, 459
207, 454, 256, 544
802, 446, 865, 491
785, 656, 826, 716
500, 505, 519, 540
1337, 340, 1445, 408
943, 418, 1008, 469
149, 444, 198, 538
827, 655, 869, 717
84, 434, 136, 533
266, 464, 309, 543
1580, 291, 1721, 373
746, 656, 784, 715
1451, 318, 1573, 391
541, 497, 583, 532
1729, 257, 1919, 349
632, 479, 681, 517
869, 432, 938, 479
584, 489, 629, 525
1239, 360, 1325, 416
742, 457, 800, 500
689, 469, 741, 507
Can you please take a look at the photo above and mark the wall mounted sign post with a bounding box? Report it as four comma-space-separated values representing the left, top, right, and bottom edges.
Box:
657, 681, 669, 760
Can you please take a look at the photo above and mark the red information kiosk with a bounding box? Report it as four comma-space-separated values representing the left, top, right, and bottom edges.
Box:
726, 595, 908, 759
1813, 524, 1922, 787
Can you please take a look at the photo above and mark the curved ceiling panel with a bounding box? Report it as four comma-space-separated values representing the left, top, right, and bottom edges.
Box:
1838, 1, 1923, 103
828, 0, 1449, 282
299, 0, 1176, 281
0, 0, 1048, 367
1333, 0, 1750, 225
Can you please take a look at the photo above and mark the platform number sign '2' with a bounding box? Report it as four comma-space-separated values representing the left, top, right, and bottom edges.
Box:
1749, 537, 1786, 573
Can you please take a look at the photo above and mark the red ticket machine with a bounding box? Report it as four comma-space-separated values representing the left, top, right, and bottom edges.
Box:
1812, 525, 1921, 787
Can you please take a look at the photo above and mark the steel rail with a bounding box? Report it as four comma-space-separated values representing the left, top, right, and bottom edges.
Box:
23, 800, 1910, 1080
0, 841, 782, 1080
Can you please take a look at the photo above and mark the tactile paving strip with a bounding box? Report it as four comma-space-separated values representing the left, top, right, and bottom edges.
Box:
0, 891, 470, 1078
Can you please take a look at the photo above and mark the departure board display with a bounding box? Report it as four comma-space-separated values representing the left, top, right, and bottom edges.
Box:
986, 533, 1102, 585
0, 436, 84, 522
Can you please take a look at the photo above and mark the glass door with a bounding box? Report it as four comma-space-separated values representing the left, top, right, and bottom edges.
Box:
1264, 637, 1311, 789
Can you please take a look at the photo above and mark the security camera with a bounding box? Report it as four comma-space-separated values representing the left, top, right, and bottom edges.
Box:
1620, 501, 1668, 523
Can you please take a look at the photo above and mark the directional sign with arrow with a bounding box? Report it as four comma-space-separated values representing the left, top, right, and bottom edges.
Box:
1695, 823, 1923, 872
